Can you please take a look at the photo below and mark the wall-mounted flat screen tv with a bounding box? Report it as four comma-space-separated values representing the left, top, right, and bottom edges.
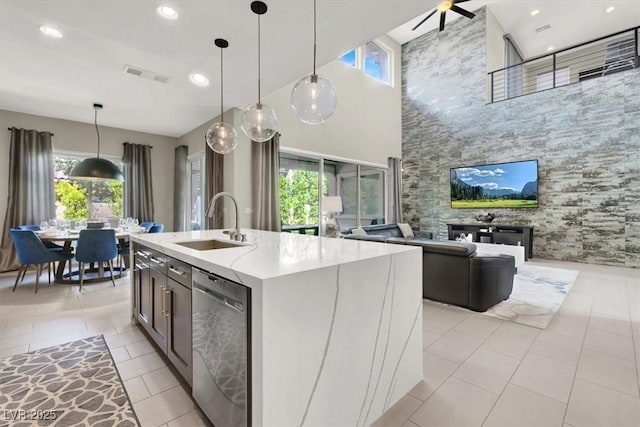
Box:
450, 159, 538, 209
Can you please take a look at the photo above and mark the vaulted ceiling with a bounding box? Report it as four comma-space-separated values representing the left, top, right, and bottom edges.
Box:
1, 1, 637, 137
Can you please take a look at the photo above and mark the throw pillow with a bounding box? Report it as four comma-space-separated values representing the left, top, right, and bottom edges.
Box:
351, 228, 367, 236
398, 223, 414, 238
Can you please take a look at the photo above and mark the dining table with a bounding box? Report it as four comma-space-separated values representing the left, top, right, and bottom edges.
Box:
38, 229, 131, 284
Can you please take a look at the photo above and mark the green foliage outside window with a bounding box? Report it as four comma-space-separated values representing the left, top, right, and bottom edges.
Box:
279, 170, 326, 225
54, 181, 88, 220
54, 156, 123, 219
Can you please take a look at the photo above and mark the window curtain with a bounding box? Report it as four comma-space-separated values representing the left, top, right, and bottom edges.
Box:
387, 157, 403, 225
0, 128, 56, 272
251, 133, 281, 231
205, 146, 224, 230
173, 145, 188, 232
504, 33, 524, 99
122, 142, 154, 223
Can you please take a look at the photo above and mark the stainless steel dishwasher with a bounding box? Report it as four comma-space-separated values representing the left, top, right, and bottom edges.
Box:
192, 268, 251, 427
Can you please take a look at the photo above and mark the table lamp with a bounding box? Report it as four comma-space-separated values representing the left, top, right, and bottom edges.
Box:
322, 196, 343, 238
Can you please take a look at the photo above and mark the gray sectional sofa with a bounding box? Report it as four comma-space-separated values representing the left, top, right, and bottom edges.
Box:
343, 224, 515, 312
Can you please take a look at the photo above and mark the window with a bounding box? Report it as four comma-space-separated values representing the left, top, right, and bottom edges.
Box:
339, 49, 357, 67
337, 40, 393, 86
279, 154, 323, 227
364, 41, 391, 85
54, 155, 123, 221
537, 67, 570, 91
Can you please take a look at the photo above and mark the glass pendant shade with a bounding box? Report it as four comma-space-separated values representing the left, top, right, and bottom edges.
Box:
291, 74, 337, 125
206, 121, 238, 154
241, 102, 277, 142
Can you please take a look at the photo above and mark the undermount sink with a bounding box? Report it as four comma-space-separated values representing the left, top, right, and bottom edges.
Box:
174, 239, 246, 251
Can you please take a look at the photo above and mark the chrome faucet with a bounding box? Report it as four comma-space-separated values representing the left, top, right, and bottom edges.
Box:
206, 192, 246, 242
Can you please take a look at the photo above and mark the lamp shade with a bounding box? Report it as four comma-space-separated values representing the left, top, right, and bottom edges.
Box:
69, 158, 124, 182
241, 103, 278, 142
206, 122, 238, 154
322, 196, 343, 213
291, 74, 337, 125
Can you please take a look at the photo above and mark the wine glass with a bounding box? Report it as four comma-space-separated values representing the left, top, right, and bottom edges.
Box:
39, 220, 48, 230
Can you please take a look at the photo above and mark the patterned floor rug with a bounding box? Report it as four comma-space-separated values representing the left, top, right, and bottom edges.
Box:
0, 335, 139, 427
481, 264, 580, 329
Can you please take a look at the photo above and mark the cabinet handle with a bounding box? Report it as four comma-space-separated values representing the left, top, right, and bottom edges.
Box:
160, 284, 166, 316
164, 288, 171, 318
150, 256, 163, 265
168, 266, 185, 276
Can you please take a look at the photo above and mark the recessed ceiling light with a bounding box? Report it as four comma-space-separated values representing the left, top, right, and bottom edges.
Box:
530, 9, 540, 16
157, 5, 178, 20
39, 25, 63, 38
189, 73, 209, 87
547, 46, 555, 52
606, 6, 615, 13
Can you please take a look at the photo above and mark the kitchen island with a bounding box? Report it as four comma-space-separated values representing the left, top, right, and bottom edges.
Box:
129, 229, 423, 426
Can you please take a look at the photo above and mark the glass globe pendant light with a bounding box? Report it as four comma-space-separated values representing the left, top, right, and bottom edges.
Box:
290, 0, 337, 125
240, 1, 277, 143
205, 38, 238, 154
69, 103, 124, 182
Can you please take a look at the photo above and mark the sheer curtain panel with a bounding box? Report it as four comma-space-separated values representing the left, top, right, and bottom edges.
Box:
123, 142, 154, 222
174, 145, 188, 232
387, 157, 403, 224
0, 128, 56, 272
251, 133, 281, 231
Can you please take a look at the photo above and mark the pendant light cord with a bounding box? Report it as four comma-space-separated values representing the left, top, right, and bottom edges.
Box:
313, 0, 317, 75
220, 46, 224, 122
94, 106, 101, 159
257, 13, 262, 103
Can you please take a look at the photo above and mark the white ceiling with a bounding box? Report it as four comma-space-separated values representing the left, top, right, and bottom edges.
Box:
389, 0, 640, 58
1, 1, 638, 138
0, 0, 435, 138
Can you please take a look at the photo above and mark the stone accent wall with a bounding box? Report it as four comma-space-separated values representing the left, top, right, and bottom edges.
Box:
401, 7, 640, 267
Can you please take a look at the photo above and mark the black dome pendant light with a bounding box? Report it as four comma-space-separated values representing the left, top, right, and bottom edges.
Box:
69, 103, 124, 182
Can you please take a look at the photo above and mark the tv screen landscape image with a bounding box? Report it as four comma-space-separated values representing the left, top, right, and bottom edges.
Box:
450, 160, 538, 209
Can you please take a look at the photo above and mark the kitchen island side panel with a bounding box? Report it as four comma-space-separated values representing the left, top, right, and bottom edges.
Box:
258, 249, 423, 426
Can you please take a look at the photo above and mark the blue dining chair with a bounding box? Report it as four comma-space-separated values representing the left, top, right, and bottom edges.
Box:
17, 224, 65, 252
75, 229, 118, 291
140, 222, 155, 232
9, 229, 74, 293
148, 224, 164, 233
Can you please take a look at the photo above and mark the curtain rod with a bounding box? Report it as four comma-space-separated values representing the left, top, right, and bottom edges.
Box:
123, 142, 153, 149
8, 127, 54, 136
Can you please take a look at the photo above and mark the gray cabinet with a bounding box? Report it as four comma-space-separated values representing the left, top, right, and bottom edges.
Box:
134, 247, 151, 328
133, 244, 192, 386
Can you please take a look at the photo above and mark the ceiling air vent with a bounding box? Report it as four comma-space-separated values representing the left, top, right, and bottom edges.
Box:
535, 24, 551, 33
123, 65, 169, 83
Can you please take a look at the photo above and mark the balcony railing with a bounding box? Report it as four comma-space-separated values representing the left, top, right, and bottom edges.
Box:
488, 26, 639, 103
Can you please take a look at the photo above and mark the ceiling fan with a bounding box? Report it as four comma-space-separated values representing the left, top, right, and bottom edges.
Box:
412, 0, 476, 32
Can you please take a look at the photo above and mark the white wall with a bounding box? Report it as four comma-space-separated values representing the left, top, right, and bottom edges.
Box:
485, 7, 505, 100
263, 34, 403, 165
0, 109, 178, 236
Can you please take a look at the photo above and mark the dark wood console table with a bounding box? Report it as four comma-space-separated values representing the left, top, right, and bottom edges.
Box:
447, 224, 534, 260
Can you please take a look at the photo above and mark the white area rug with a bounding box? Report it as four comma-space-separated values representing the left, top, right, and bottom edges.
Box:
481, 264, 579, 329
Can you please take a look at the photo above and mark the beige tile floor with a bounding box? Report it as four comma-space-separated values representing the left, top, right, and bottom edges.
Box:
1, 258, 639, 427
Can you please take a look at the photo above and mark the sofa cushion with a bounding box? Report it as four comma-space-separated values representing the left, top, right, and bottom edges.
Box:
397, 223, 414, 238
406, 240, 476, 257
360, 224, 404, 238
342, 234, 387, 242
351, 227, 367, 236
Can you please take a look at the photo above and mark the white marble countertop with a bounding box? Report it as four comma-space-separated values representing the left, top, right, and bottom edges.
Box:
129, 229, 419, 286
